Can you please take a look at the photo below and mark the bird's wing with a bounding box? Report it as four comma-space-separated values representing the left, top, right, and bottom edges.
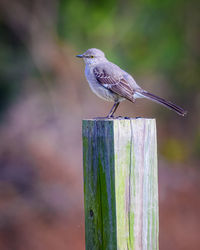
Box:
93, 66, 134, 102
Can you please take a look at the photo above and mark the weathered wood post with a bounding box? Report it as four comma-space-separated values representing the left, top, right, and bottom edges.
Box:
82, 118, 159, 250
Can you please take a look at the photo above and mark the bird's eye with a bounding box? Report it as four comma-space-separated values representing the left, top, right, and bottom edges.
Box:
91, 55, 94, 58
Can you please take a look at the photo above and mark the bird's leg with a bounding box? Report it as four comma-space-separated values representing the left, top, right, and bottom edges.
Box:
93, 102, 120, 119
107, 102, 120, 118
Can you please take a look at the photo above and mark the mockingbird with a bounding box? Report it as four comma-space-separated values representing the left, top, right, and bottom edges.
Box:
76, 48, 187, 118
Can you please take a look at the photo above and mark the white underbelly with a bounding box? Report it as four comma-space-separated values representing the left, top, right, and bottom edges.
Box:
90, 82, 116, 101
85, 65, 125, 102
86, 74, 116, 102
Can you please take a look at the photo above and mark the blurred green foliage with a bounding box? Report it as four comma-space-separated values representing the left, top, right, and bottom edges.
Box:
58, 0, 200, 98
0, 22, 33, 116
161, 138, 189, 163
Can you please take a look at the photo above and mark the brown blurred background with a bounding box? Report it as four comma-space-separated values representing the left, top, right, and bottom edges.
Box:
0, 0, 200, 249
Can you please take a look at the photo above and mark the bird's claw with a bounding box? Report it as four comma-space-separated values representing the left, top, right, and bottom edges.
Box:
115, 116, 130, 119
93, 116, 142, 120
93, 116, 109, 119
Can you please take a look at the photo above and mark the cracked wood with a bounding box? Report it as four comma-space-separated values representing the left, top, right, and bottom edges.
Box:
82, 119, 159, 250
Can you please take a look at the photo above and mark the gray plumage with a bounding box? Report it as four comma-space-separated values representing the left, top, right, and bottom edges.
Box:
76, 48, 187, 117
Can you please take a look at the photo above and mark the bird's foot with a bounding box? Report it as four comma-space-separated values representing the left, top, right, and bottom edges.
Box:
93, 116, 113, 119
95, 115, 119, 119
113, 116, 142, 119
93, 116, 139, 120
115, 116, 130, 119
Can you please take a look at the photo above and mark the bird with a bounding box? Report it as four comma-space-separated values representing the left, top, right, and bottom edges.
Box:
76, 48, 187, 118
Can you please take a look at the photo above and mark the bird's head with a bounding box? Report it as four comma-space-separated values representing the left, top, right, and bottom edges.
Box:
76, 48, 107, 65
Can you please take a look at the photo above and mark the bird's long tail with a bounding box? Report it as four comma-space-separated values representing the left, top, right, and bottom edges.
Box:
135, 90, 187, 116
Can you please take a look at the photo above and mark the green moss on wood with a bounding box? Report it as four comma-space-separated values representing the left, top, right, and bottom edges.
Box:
82, 119, 159, 250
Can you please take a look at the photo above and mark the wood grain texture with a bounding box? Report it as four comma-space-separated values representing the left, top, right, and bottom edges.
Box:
82, 119, 159, 250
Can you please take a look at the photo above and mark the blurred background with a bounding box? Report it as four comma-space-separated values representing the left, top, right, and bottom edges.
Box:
0, 0, 199, 249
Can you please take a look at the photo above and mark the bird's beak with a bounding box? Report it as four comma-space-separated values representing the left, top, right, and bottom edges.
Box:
76, 54, 83, 58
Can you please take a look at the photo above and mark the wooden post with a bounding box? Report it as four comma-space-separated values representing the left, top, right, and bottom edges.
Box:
82, 119, 159, 250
